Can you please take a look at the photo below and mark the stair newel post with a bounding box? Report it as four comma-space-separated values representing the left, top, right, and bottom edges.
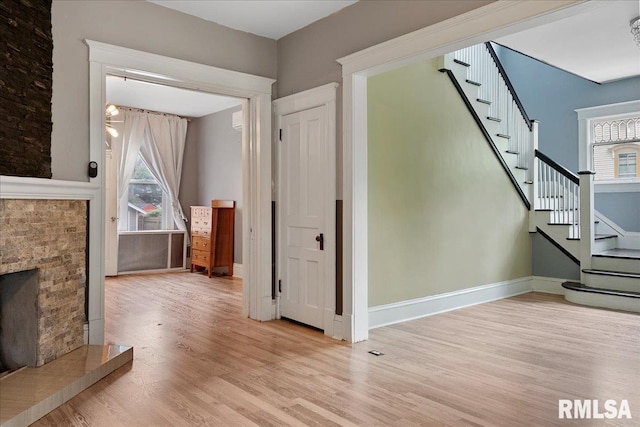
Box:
529, 123, 539, 232
578, 171, 595, 280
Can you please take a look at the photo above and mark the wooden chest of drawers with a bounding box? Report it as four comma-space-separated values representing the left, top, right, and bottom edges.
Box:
190, 201, 234, 277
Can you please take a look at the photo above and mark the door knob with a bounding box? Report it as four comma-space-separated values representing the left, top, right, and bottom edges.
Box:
315, 233, 324, 251
110, 216, 117, 222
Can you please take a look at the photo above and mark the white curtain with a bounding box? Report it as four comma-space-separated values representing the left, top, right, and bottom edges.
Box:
139, 113, 189, 232
113, 108, 188, 232
113, 109, 147, 202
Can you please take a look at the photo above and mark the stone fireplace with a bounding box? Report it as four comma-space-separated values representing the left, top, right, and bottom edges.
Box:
0, 198, 87, 367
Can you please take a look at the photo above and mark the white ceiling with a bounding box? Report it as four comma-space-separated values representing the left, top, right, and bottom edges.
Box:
106, 75, 242, 118
496, 1, 640, 83
149, 0, 358, 40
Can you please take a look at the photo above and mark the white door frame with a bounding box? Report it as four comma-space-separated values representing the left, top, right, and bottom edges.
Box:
273, 83, 339, 337
86, 40, 276, 344
337, 0, 595, 342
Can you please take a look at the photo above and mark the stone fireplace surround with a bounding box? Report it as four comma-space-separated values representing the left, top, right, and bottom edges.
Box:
0, 176, 100, 367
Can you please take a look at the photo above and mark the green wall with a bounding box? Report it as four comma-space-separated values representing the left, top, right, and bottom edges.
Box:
367, 59, 532, 307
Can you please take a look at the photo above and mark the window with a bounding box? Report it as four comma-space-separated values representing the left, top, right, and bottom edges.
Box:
590, 115, 640, 182
617, 152, 637, 178
120, 155, 175, 231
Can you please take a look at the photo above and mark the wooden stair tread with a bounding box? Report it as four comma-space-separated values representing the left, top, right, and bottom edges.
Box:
582, 269, 640, 279
562, 281, 640, 298
594, 234, 617, 240
593, 248, 640, 260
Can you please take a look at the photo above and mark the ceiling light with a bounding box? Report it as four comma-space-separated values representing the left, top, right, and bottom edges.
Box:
631, 17, 640, 48
106, 126, 119, 138
106, 104, 119, 116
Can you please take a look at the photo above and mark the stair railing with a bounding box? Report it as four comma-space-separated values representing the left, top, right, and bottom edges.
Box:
535, 150, 580, 239
453, 43, 534, 184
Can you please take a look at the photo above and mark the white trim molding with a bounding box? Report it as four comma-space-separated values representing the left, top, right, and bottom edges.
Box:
530, 276, 567, 295
86, 41, 276, 345
233, 263, 243, 279
577, 100, 640, 172
369, 276, 570, 329
337, 0, 588, 342
368, 277, 533, 330
594, 180, 640, 193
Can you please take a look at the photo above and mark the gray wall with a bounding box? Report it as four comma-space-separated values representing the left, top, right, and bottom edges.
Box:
595, 192, 640, 232
368, 59, 531, 306
51, 0, 276, 181
277, 0, 492, 98
532, 234, 580, 281
180, 106, 243, 264
277, 0, 493, 198
494, 44, 640, 173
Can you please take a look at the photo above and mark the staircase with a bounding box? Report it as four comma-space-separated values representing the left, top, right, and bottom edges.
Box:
439, 42, 640, 313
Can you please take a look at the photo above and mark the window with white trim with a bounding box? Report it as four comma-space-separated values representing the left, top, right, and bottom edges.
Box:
120, 154, 175, 231
591, 115, 640, 182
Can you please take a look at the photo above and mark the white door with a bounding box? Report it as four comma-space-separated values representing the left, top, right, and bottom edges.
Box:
279, 106, 330, 329
104, 149, 118, 276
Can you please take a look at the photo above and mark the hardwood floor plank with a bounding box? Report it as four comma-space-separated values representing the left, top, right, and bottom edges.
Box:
31, 272, 639, 426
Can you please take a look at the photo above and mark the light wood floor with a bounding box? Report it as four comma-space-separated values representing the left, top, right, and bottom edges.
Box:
33, 272, 639, 426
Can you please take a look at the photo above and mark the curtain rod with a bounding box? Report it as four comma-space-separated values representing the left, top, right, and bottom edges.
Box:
118, 105, 192, 122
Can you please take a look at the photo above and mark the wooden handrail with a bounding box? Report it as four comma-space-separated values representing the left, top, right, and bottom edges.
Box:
535, 149, 579, 184
484, 42, 533, 131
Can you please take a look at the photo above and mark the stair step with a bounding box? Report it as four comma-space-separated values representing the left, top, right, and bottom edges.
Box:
505, 150, 519, 155
466, 79, 481, 86
582, 269, 640, 280
593, 250, 640, 275
563, 281, 640, 313
487, 116, 501, 122
594, 248, 640, 260
496, 133, 511, 139
477, 98, 491, 105
582, 269, 640, 293
453, 58, 471, 67
562, 282, 640, 298
595, 234, 617, 241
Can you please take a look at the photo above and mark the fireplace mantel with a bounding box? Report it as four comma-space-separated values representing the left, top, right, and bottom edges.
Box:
0, 174, 105, 350
0, 175, 99, 200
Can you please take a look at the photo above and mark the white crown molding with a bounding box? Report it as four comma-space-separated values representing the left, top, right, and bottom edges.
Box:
85, 40, 275, 96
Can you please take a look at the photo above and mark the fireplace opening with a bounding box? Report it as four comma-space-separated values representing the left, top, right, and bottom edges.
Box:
0, 269, 39, 374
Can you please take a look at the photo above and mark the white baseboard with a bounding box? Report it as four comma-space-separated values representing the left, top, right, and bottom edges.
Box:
530, 276, 567, 295
233, 263, 243, 278
369, 277, 533, 330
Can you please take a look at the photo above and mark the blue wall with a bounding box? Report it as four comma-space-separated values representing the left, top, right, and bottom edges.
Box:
495, 43, 640, 233
494, 44, 640, 172
595, 192, 640, 232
